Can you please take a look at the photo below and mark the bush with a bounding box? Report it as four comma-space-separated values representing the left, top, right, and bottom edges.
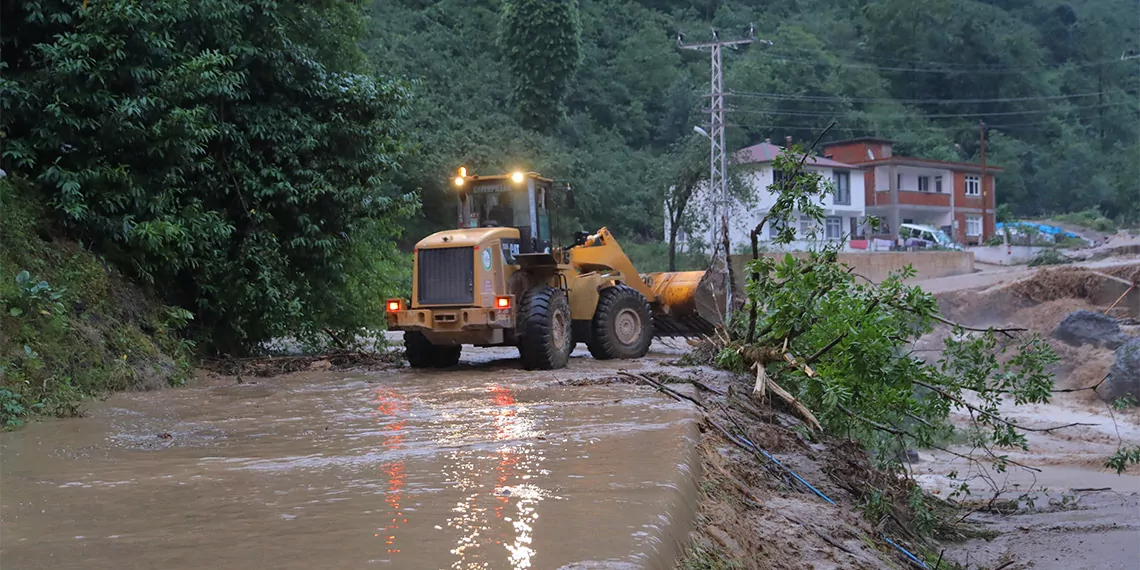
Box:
1052, 209, 1118, 233
1028, 248, 1073, 267
0, 178, 193, 428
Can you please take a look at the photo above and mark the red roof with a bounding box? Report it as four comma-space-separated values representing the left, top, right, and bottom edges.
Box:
734, 142, 861, 169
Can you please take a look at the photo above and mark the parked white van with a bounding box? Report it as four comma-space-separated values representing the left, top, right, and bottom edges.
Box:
898, 223, 962, 250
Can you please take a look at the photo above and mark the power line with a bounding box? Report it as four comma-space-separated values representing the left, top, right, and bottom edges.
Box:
731, 114, 1140, 133
760, 44, 1133, 71
757, 52, 1133, 74
724, 101, 1136, 120
729, 89, 1136, 105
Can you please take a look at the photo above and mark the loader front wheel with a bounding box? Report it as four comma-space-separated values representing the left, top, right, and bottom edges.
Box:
517, 286, 574, 371
587, 285, 653, 360
404, 331, 462, 369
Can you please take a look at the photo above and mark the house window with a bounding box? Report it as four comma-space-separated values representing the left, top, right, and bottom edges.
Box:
965, 175, 981, 196
934, 175, 943, 193
825, 216, 842, 239
773, 169, 787, 189
918, 176, 930, 192
833, 171, 851, 205
799, 214, 817, 237
896, 173, 903, 190
768, 219, 785, 238
966, 215, 982, 237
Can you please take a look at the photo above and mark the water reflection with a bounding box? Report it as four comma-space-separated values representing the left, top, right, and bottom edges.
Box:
371, 387, 407, 555
444, 384, 547, 569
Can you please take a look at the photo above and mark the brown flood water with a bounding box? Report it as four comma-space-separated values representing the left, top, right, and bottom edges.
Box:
0, 348, 701, 570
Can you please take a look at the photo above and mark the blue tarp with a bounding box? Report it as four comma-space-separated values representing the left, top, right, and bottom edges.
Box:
996, 222, 1080, 239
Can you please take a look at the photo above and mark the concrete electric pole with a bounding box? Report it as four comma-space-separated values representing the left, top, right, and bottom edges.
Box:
678, 25, 768, 323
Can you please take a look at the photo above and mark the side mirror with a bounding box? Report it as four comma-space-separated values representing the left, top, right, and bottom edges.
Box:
566, 186, 577, 210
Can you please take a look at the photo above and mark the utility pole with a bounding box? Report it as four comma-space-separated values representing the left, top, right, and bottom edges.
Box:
678, 25, 767, 322
979, 120, 987, 242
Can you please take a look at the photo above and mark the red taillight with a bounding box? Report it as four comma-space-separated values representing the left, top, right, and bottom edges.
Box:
386, 299, 403, 313
495, 296, 511, 309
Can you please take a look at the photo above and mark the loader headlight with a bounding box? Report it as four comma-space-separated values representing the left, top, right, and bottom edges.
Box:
511, 171, 525, 184
454, 176, 465, 187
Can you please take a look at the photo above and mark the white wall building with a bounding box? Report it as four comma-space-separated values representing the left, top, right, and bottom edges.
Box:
667, 140, 867, 253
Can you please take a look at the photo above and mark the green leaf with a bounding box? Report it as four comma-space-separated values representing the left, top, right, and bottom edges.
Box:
8, 307, 23, 317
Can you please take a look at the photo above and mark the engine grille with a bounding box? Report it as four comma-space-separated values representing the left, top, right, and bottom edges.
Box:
417, 247, 475, 305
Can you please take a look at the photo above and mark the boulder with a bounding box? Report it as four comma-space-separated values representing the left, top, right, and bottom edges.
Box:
1052, 310, 1128, 349
1102, 338, 1140, 403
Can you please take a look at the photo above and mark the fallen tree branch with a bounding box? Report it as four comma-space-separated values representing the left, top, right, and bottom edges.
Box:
619, 371, 709, 412
752, 361, 768, 399
838, 404, 1043, 473
911, 379, 1096, 433
756, 363, 822, 431
930, 314, 1027, 338
782, 513, 863, 559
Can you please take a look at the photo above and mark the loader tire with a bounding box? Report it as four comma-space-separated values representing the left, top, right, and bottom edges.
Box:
517, 286, 573, 371
586, 285, 653, 360
404, 331, 462, 369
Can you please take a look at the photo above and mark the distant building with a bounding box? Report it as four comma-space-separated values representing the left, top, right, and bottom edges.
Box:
667, 137, 867, 252
821, 138, 1001, 245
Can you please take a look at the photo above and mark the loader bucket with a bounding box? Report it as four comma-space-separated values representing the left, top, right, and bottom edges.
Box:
642, 270, 726, 337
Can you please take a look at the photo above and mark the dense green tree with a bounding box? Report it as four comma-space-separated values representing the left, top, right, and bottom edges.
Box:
1, 0, 413, 353
498, 0, 584, 131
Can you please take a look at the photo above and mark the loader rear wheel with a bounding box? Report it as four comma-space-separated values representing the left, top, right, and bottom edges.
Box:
404, 331, 462, 369
587, 285, 653, 360
517, 286, 573, 371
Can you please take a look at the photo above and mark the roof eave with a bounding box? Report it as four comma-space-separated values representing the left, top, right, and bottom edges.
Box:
852, 157, 1004, 173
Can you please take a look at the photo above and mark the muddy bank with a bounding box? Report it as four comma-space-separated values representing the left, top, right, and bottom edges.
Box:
1, 347, 702, 570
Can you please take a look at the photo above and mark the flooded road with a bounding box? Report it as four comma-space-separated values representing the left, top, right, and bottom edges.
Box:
1, 345, 701, 570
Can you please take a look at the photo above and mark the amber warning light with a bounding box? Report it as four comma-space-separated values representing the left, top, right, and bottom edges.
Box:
386, 299, 403, 313
495, 296, 511, 309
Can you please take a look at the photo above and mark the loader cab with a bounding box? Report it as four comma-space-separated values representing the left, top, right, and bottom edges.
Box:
454, 170, 552, 256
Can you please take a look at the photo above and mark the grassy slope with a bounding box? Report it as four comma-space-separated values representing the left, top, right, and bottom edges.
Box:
0, 177, 193, 428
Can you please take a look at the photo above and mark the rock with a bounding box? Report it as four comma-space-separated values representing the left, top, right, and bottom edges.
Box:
308, 359, 333, 371
895, 449, 920, 463
1102, 338, 1140, 403
1052, 310, 1128, 349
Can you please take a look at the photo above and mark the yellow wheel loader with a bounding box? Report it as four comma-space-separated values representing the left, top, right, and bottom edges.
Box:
385, 169, 724, 370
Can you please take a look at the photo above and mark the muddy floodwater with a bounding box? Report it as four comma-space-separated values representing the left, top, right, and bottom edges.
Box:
0, 347, 701, 570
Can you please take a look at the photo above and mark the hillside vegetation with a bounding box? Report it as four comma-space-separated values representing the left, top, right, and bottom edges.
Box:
0, 178, 194, 427
367, 0, 1139, 245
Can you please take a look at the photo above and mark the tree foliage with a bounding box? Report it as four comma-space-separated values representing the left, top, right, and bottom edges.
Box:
498, 0, 583, 130
2, 0, 415, 354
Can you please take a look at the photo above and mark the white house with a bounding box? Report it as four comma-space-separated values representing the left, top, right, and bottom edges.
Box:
668, 139, 867, 253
